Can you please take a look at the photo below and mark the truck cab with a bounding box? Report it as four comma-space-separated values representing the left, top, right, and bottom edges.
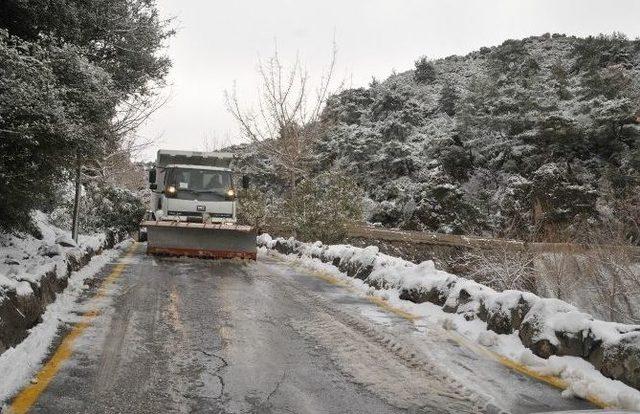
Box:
148, 150, 245, 224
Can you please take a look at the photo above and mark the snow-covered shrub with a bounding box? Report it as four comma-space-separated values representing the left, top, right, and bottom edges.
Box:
437, 139, 473, 180
464, 248, 536, 292
413, 182, 483, 234
237, 187, 280, 233
531, 163, 598, 234
50, 183, 145, 235
369, 200, 404, 228
438, 80, 458, 116
536, 252, 580, 301
85, 185, 145, 234
580, 246, 640, 324
280, 171, 363, 243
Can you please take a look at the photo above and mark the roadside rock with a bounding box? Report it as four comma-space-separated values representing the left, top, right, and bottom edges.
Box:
519, 326, 557, 359
518, 298, 596, 359
556, 329, 600, 359
510, 294, 535, 330
355, 263, 375, 280
273, 239, 295, 255
483, 292, 537, 335
442, 279, 491, 317
2, 269, 63, 351
55, 235, 77, 247
37, 244, 63, 258
442, 285, 472, 313
399, 286, 446, 305
590, 332, 640, 390
487, 308, 513, 335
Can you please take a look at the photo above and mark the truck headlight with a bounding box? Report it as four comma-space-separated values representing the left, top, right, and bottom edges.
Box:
165, 185, 177, 197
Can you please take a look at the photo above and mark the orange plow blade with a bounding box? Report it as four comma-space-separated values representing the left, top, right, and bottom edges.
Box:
142, 221, 256, 260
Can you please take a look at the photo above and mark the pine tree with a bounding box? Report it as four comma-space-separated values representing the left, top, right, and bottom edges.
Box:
438, 81, 458, 116
414, 56, 436, 83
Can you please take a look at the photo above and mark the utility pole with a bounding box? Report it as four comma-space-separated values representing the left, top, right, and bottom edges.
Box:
71, 153, 82, 243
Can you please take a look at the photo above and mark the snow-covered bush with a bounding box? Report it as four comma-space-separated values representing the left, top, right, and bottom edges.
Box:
580, 247, 640, 324
280, 172, 363, 243
536, 252, 580, 301
237, 187, 278, 233
85, 185, 145, 234
464, 248, 536, 292
50, 183, 145, 235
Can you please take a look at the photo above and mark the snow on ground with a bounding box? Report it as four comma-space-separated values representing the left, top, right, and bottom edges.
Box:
258, 237, 640, 411
0, 240, 130, 403
0, 211, 129, 404
0, 211, 106, 293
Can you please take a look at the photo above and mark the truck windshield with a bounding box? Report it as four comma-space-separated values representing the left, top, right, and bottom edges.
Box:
166, 168, 232, 192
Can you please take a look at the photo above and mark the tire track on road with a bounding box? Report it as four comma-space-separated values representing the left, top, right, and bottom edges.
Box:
258, 263, 497, 413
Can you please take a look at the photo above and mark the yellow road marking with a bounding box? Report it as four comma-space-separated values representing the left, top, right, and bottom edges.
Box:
364, 295, 420, 321
218, 275, 233, 346
445, 329, 609, 408
288, 262, 420, 321
168, 287, 187, 341
285, 258, 609, 409
9, 243, 139, 414
308, 271, 349, 287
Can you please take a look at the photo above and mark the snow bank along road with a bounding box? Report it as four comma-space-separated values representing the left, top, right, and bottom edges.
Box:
5, 243, 594, 413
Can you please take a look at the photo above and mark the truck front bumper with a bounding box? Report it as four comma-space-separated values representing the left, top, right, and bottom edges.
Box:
141, 221, 256, 260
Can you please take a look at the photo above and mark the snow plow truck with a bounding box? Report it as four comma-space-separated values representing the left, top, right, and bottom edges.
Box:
140, 150, 256, 260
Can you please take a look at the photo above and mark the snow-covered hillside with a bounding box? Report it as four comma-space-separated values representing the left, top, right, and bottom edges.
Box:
236, 33, 640, 242
317, 33, 640, 239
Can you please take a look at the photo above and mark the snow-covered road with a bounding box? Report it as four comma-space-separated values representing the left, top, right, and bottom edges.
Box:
5, 244, 594, 413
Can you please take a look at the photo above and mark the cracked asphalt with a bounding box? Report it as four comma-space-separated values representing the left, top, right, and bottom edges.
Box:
25, 248, 593, 413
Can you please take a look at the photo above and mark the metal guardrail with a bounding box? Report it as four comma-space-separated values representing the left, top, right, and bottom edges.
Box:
347, 225, 640, 255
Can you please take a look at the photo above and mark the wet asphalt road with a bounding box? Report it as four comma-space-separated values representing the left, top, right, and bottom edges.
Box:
25, 244, 593, 413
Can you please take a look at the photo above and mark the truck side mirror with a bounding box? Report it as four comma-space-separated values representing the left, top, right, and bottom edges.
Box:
148, 168, 157, 190
242, 175, 250, 189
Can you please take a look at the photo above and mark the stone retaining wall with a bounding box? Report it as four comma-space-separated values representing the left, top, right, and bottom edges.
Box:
259, 236, 640, 391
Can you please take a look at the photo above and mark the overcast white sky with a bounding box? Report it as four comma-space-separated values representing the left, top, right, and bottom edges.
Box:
137, 0, 640, 160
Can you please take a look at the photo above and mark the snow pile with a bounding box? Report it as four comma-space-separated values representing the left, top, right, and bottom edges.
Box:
0, 242, 129, 403
258, 234, 640, 406
1, 212, 104, 288
0, 211, 126, 353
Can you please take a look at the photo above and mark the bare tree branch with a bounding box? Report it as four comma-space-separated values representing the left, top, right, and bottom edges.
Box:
224, 41, 340, 187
